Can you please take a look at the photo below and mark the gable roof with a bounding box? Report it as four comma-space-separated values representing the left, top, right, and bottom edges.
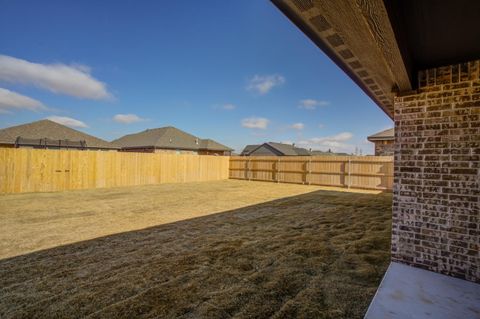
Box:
241, 142, 311, 156
112, 126, 232, 151
267, 142, 311, 156
241, 144, 260, 155
0, 119, 118, 149
367, 128, 395, 141
199, 139, 232, 151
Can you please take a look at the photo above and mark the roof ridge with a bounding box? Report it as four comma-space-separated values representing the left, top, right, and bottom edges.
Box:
0, 119, 117, 149
154, 126, 171, 144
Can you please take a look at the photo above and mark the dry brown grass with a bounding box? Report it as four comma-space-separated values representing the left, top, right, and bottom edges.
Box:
0, 180, 392, 318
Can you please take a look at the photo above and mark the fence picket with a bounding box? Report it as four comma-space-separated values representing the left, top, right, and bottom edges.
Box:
0, 148, 230, 194
229, 155, 393, 190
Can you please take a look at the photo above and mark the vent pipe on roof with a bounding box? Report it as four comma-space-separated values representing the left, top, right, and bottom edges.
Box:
195, 138, 199, 145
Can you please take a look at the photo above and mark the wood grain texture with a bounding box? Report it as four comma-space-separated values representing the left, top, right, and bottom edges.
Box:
356, 0, 411, 90
230, 155, 393, 190
0, 148, 230, 194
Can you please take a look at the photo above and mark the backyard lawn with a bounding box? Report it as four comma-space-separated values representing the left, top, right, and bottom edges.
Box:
0, 180, 392, 318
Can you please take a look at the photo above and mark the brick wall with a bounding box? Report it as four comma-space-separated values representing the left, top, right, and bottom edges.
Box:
392, 60, 480, 283
374, 140, 394, 156
154, 149, 198, 154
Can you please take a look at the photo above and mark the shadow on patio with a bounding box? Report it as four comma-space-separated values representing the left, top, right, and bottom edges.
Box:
0, 189, 392, 319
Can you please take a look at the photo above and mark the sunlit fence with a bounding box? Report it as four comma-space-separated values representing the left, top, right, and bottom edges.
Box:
229, 156, 393, 190
0, 148, 230, 194
0, 148, 393, 194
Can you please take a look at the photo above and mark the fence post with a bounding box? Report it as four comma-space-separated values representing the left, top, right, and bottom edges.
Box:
347, 158, 351, 189
277, 158, 280, 183
306, 158, 311, 185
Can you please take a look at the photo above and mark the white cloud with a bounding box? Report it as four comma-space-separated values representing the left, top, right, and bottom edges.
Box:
46, 115, 88, 128
318, 123, 325, 129
241, 117, 269, 129
0, 55, 111, 100
297, 132, 354, 152
298, 99, 329, 110
221, 103, 236, 110
247, 74, 285, 95
0, 88, 47, 113
212, 103, 236, 111
289, 122, 304, 130
113, 113, 146, 124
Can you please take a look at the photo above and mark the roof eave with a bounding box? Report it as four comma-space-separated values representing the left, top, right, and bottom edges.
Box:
367, 137, 394, 142
271, 0, 414, 119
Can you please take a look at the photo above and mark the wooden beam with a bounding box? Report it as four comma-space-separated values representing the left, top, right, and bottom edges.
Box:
271, 0, 413, 119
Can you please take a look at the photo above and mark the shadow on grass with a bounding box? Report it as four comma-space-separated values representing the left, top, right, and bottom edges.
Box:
0, 190, 392, 319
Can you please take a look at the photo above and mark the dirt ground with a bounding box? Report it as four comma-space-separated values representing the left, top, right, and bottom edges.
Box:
0, 180, 392, 318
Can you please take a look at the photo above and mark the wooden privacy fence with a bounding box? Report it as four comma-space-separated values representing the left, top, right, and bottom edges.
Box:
229, 156, 394, 190
0, 148, 230, 194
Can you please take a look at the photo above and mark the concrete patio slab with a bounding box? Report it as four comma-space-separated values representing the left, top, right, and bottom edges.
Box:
365, 262, 480, 319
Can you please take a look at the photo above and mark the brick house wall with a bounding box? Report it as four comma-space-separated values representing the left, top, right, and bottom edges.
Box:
119, 147, 156, 153
198, 150, 230, 156
119, 147, 198, 154
374, 140, 394, 156
392, 60, 480, 283
154, 149, 198, 155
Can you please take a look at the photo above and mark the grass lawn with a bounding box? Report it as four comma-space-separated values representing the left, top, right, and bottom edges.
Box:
0, 180, 392, 318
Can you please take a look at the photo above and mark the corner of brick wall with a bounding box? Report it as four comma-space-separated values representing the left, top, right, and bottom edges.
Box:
392, 60, 480, 283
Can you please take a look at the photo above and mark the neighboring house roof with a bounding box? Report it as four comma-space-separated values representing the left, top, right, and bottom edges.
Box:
112, 126, 232, 151
241, 144, 260, 155
241, 142, 311, 156
310, 150, 349, 156
267, 142, 311, 156
310, 150, 328, 156
367, 128, 394, 141
199, 139, 232, 151
0, 119, 118, 149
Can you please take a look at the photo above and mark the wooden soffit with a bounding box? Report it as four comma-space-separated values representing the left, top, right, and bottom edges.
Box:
272, 0, 413, 119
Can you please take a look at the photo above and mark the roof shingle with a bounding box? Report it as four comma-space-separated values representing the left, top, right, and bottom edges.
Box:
112, 126, 232, 151
241, 142, 311, 156
367, 128, 394, 141
0, 120, 118, 149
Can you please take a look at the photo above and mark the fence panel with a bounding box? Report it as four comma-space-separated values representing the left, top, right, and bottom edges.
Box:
0, 148, 230, 194
229, 156, 393, 190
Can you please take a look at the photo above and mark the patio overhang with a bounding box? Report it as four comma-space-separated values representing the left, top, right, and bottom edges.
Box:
272, 0, 480, 315
271, 0, 480, 119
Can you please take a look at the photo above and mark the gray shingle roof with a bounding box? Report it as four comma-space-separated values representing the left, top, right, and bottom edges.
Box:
112, 126, 232, 151
367, 128, 394, 141
311, 150, 349, 156
240, 144, 260, 155
0, 119, 118, 149
267, 142, 311, 155
199, 139, 232, 151
241, 142, 311, 156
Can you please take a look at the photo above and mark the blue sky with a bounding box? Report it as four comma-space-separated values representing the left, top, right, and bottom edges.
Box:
0, 0, 392, 154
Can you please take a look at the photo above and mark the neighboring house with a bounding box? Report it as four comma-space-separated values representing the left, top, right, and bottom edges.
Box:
367, 128, 394, 156
240, 142, 311, 156
310, 150, 350, 156
0, 119, 118, 151
113, 126, 232, 155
